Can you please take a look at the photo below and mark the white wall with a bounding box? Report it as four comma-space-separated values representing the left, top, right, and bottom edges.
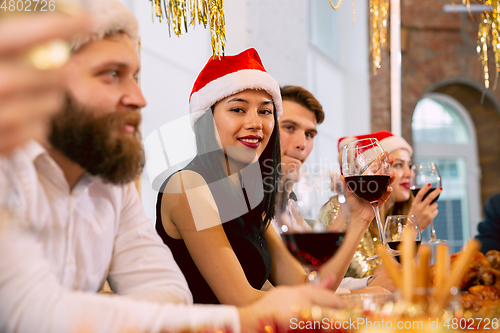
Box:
119, 0, 371, 222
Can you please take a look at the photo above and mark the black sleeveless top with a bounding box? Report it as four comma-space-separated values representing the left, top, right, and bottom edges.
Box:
156, 157, 273, 304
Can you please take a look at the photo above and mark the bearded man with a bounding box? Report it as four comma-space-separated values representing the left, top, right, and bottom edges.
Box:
0, 1, 340, 332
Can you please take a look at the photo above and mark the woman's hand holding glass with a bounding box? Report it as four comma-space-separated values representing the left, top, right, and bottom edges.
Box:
342, 138, 396, 260
410, 162, 443, 243
407, 182, 441, 231
342, 167, 395, 231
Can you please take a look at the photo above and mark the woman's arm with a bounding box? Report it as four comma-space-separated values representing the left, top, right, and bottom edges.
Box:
318, 171, 395, 290
161, 170, 267, 306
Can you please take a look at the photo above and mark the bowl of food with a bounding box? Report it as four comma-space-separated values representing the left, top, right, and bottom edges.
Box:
339, 293, 395, 315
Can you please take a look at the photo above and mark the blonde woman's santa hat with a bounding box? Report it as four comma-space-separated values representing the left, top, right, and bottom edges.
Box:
338, 130, 413, 156
71, 0, 139, 52
189, 48, 283, 127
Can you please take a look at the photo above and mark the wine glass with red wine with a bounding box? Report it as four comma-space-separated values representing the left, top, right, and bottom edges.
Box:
410, 162, 442, 243
342, 138, 394, 260
384, 215, 422, 263
276, 170, 350, 283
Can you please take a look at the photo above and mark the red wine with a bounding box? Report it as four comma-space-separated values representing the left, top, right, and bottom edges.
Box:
345, 175, 390, 202
282, 232, 345, 270
411, 188, 440, 204
387, 241, 421, 263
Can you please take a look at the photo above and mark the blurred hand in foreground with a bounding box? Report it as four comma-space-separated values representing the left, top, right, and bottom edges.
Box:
0, 12, 88, 154
365, 266, 396, 292
239, 275, 340, 332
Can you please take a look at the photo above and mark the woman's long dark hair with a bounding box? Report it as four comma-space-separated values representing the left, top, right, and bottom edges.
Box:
193, 105, 281, 234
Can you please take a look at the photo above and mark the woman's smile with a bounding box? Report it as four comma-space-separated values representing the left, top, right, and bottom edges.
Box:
237, 135, 262, 148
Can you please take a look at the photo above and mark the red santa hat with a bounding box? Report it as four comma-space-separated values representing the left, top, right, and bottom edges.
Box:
189, 48, 283, 127
338, 130, 413, 156
71, 0, 139, 52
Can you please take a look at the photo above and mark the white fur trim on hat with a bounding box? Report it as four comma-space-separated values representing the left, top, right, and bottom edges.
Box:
71, 0, 139, 51
379, 136, 413, 156
189, 69, 283, 127
338, 137, 357, 153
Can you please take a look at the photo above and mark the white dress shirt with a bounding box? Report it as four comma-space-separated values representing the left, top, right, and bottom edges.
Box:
0, 141, 240, 332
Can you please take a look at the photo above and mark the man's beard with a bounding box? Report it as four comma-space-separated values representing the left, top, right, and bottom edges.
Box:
49, 95, 145, 185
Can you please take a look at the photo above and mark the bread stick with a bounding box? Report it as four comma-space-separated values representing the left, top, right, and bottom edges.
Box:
400, 227, 415, 303
434, 240, 480, 311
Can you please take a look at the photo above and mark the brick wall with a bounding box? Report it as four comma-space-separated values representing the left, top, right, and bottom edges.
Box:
369, 0, 500, 206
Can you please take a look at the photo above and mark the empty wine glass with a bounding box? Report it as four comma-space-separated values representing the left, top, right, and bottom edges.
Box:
276, 170, 350, 283
410, 162, 443, 243
384, 215, 422, 262
342, 138, 393, 260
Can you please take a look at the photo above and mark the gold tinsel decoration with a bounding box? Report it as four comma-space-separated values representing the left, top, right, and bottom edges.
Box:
477, 0, 500, 89
329, 0, 356, 26
149, 0, 225, 59
369, 0, 389, 73
329, 0, 343, 9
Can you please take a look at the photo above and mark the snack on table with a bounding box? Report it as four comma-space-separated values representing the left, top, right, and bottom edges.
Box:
378, 234, 483, 314
430, 250, 500, 320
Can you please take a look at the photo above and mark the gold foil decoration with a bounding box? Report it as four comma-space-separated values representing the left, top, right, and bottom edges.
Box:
345, 228, 382, 278
369, 0, 389, 73
476, 1, 500, 89
153, 0, 162, 22
191, 0, 208, 27
353, 0, 356, 26
492, 0, 500, 89
209, 0, 226, 59
329, 0, 343, 10
462, 0, 471, 10
329, 0, 356, 27
149, 0, 225, 59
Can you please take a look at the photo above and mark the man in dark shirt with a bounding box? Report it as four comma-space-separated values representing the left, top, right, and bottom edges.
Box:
476, 193, 500, 253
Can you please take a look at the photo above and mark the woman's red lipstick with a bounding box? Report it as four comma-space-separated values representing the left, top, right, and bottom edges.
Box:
401, 182, 410, 190
237, 135, 262, 149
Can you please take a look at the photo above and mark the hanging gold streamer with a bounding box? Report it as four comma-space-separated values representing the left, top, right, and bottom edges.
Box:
369, 0, 389, 73
149, 0, 225, 59
477, 0, 500, 89
353, 0, 356, 26
478, 13, 490, 89
329, 0, 356, 27
329, 0, 343, 10
210, 0, 225, 59
153, 0, 162, 22
492, 1, 500, 89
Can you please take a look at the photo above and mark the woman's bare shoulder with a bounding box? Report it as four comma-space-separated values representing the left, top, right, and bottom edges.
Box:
161, 170, 208, 194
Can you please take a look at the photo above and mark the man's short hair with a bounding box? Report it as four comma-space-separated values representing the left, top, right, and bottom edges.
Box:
280, 86, 325, 124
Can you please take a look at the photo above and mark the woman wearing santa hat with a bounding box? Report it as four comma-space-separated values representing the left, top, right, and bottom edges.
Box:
338, 131, 442, 278
156, 48, 394, 305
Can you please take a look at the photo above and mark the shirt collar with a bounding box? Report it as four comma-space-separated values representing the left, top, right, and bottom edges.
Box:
22, 140, 48, 163
22, 140, 97, 193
